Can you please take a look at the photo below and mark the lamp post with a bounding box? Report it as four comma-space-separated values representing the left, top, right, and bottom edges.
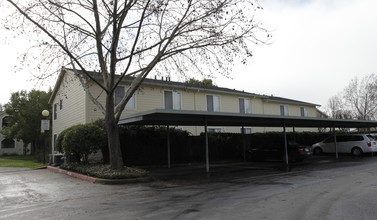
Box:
41, 110, 50, 164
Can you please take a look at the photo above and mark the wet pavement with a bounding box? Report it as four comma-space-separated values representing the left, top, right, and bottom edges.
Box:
1, 155, 377, 219
0, 167, 31, 173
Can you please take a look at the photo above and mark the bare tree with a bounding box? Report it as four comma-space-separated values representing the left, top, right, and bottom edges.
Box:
343, 74, 377, 120
4, 0, 270, 169
326, 94, 352, 119
0, 103, 3, 112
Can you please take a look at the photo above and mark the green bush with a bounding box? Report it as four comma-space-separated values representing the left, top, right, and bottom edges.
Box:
55, 128, 69, 153
59, 122, 107, 164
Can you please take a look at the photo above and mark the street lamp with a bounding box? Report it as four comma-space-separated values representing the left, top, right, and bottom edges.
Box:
41, 110, 50, 164
42, 110, 49, 117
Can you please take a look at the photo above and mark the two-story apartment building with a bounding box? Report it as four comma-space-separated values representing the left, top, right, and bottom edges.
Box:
0, 111, 26, 155
49, 68, 323, 153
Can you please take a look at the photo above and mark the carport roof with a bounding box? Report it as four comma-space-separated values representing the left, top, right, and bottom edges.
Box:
119, 109, 377, 128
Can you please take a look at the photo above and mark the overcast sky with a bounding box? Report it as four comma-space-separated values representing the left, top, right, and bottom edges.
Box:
0, 0, 376, 110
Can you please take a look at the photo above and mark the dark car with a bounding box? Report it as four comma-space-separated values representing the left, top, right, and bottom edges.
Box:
246, 141, 312, 162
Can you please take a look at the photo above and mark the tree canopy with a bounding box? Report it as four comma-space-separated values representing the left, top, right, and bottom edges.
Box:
4, 0, 270, 169
1, 90, 52, 155
186, 78, 217, 87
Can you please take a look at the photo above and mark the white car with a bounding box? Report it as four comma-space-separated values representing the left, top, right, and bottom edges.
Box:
312, 134, 377, 156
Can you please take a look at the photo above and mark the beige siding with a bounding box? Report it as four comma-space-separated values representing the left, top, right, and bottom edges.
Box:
86, 82, 106, 122
51, 70, 321, 139
51, 72, 86, 152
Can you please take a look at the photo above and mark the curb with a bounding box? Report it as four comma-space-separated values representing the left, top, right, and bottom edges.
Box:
47, 166, 152, 184
34, 166, 48, 170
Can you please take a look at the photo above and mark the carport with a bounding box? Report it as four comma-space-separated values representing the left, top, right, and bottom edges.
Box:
119, 109, 377, 172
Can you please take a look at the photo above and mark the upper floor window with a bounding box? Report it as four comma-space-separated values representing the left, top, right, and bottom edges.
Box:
206, 95, 220, 112
164, 91, 181, 110
114, 86, 136, 110
300, 107, 308, 117
53, 103, 58, 120
239, 98, 251, 114
59, 99, 63, 110
2, 116, 9, 128
280, 105, 289, 116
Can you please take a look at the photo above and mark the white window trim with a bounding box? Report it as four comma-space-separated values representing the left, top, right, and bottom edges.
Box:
206, 94, 221, 112
300, 107, 308, 117
124, 86, 137, 110
280, 105, 289, 116
115, 85, 137, 110
207, 127, 222, 133
240, 127, 252, 134
239, 97, 251, 114
163, 90, 182, 110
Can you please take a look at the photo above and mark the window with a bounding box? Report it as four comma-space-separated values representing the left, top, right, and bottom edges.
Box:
337, 135, 364, 142
240, 127, 252, 134
324, 137, 334, 143
239, 98, 251, 114
164, 91, 181, 110
53, 134, 57, 152
208, 128, 222, 133
280, 105, 289, 116
114, 86, 136, 110
60, 99, 63, 110
300, 107, 308, 117
2, 116, 9, 128
54, 103, 58, 120
1, 139, 15, 149
207, 95, 220, 112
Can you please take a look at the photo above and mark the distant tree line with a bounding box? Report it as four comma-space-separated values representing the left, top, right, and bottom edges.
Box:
186, 78, 217, 87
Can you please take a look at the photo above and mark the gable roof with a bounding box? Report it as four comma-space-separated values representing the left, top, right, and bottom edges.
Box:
49, 67, 320, 107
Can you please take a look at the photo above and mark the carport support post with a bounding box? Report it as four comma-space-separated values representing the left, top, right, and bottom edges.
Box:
167, 125, 171, 168
205, 119, 210, 173
283, 123, 289, 165
333, 126, 338, 159
242, 126, 246, 161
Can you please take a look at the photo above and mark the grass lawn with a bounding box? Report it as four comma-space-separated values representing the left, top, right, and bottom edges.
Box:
0, 155, 45, 169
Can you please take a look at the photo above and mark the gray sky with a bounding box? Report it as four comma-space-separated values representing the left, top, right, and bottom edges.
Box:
1, 0, 376, 110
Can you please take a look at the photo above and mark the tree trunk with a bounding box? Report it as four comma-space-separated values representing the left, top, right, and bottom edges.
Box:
105, 94, 124, 169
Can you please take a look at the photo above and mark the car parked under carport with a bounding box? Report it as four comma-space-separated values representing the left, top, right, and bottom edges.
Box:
246, 141, 312, 162
119, 109, 377, 172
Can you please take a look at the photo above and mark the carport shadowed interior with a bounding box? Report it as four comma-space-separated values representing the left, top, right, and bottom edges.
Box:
119, 109, 377, 172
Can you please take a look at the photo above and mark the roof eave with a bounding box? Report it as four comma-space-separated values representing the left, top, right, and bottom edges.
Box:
48, 67, 67, 105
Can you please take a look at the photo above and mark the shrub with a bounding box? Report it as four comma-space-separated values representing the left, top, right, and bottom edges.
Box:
55, 128, 70, 153
59, 122, 107, 164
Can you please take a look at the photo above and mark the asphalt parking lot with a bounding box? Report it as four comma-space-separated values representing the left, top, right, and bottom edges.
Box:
1, 155, 377, 219
146, 154, 365, 182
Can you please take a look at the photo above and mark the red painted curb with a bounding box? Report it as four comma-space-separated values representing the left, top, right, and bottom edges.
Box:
47, 166, 97, 183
